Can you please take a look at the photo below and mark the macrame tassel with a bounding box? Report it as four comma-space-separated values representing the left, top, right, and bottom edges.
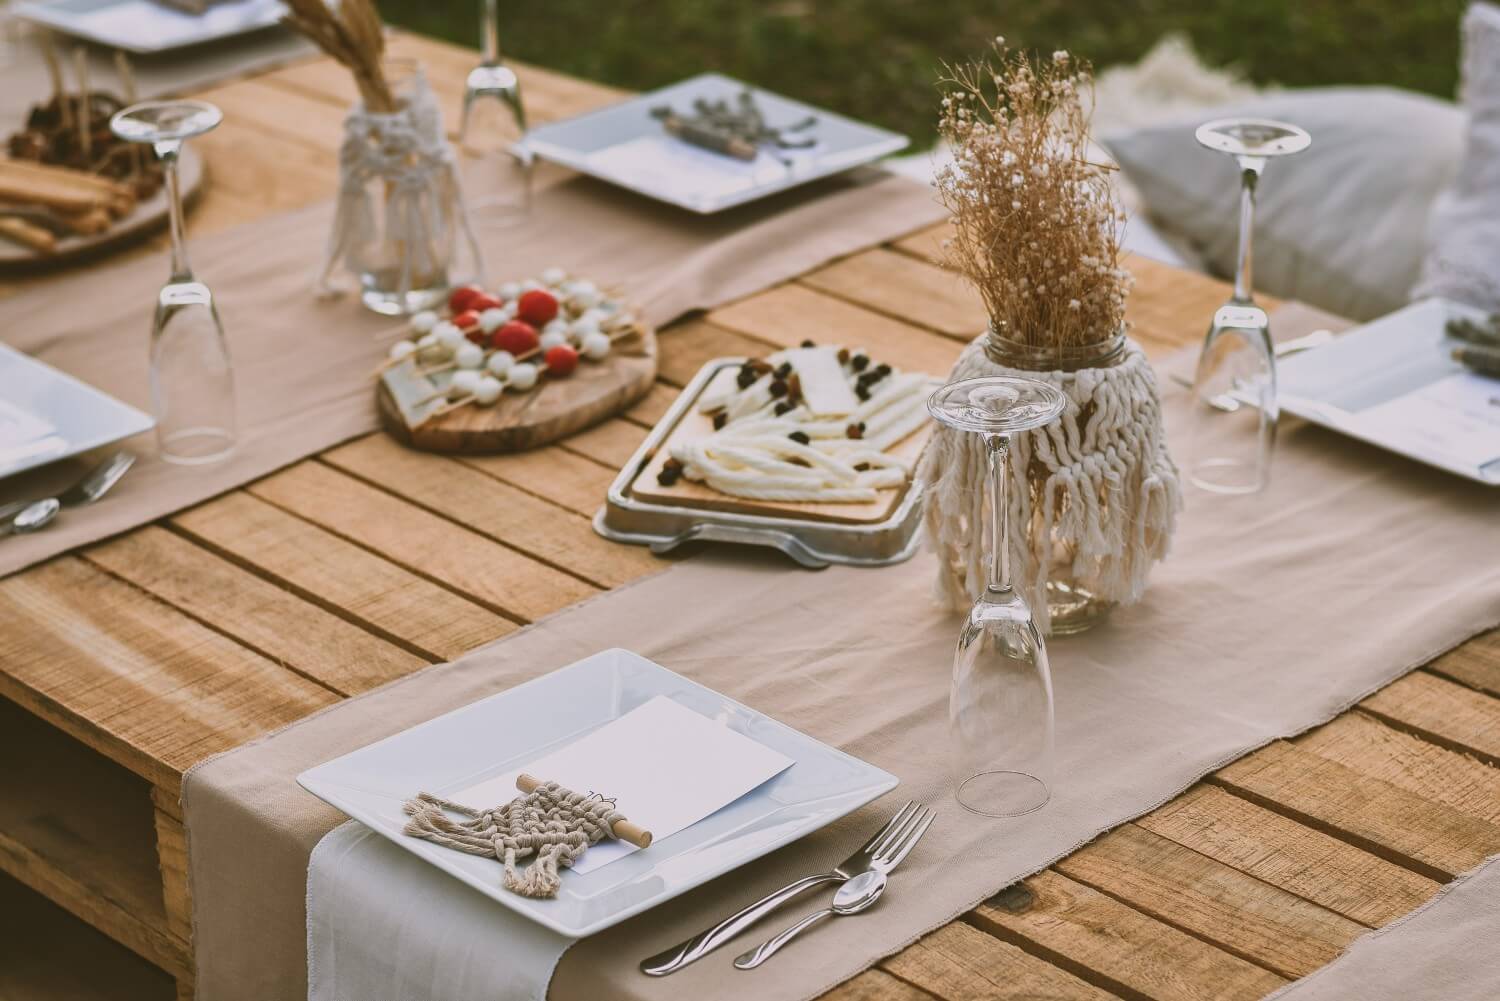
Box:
402, 781, 626, 899
917, 335, 1181, 632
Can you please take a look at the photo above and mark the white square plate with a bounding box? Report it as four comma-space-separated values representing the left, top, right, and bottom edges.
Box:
1278, 297, 1500, 485
15, 0, 286, 55
517, 73, 909, 214
0, 343, 154, 480
297, 648, 898, 937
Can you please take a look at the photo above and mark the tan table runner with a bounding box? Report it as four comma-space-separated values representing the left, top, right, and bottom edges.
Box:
184, 343, 1500, 1000
1265, 853, 1500, 1000
0, 165, 944, 578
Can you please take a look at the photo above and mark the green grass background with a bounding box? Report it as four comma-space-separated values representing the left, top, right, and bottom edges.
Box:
382, 0, 1468, 146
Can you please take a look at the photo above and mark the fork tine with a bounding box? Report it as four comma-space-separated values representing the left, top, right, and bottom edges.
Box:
878, 809, 934, 870
857, 801, 915, 857
870, 802, 925, 859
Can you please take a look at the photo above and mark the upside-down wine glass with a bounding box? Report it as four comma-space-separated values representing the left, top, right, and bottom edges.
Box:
111, 100, 236, 465
929, 376, 1068, 817
461, 0, 531, 225
1188, 118, 1311, 494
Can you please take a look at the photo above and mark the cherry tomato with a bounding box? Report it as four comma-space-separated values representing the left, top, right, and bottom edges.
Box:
448, 285, 483, 313
469, 293, 504, 313
517, 289, 559, 327
493, 320, 540, 356
544, 343, 580, 377
452, 309, 481, 330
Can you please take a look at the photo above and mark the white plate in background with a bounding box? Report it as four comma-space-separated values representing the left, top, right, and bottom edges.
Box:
14, 0, 286, 55
518, 73, 909, 214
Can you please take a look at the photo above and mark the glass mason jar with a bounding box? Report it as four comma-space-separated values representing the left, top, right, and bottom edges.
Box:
984, 326, 1127, 635
330, 60, 474, 315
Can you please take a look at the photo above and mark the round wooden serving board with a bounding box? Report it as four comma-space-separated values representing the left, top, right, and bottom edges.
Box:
0, 147, 205, 270
378, 325, 658, 453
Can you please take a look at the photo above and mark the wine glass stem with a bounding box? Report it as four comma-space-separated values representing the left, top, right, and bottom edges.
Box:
985, 432, 1012, 596
481, 0, 500, 66
1232, 164, 1257, 305
157, 141, 192, 283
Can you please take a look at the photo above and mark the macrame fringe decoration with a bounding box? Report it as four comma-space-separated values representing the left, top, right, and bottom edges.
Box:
320, 71, 482, 299
402, 781, 626, 899
918, 335, 1181, 633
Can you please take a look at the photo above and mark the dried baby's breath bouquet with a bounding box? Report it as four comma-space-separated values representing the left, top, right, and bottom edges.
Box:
935, 40, 1131, 353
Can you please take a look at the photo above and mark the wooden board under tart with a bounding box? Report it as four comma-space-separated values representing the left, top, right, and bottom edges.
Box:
629, 363, 933, 526
379, 325, 658, 453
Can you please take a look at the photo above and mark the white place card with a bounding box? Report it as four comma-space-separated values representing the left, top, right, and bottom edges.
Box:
451, 695, 794, 873
1354, 371, 1500, 468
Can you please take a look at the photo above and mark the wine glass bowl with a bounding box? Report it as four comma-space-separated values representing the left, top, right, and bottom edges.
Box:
110, 100, 222, 146
1194, 118, 1311, 160
461, 0, 531, 227
929, 376, 1066, 818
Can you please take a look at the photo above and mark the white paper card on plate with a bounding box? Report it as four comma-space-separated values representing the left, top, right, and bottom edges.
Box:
450, 695, 793, 873
1353, 371, 1500, 468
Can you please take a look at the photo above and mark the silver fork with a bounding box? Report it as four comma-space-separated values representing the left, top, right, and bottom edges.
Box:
0, 451, 136, 526
640, 801, 935, 977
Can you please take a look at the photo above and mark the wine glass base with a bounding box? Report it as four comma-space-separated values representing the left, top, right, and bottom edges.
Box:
359, 283, 449, 317
159, 427, 235, 466
955, 769, 1051, 818
1045, 579, 1115, 636
1189, 458, 1266, 495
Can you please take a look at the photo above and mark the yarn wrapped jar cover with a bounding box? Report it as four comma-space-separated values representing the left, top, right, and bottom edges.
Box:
917, 333, 1181, 632
402, 780, 627, 899
320, 65, 481, 298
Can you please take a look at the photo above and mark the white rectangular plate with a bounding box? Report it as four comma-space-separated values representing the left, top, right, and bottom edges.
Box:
1278, 298, 1500, 485
0, 343, 154, 480
15, 0, 286, 54
517, 73, 909, 214
298, 648, 898, 937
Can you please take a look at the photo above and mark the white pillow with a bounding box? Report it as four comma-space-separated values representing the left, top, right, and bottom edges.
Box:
1413, 3, 1500, 310
1103, 87, 1464, 321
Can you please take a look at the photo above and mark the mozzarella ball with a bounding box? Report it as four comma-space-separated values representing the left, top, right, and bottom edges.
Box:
474, 376, 504, 405
454, 343, 485, 369
486, 350, 516, 377
507, 362, 539, 391
539, 329, 569, 351
409, 309, 439, 334
543, 318, 569, 339
581, 331, 613, 361
570, 316, 601, 341
541, 266, 567, 287
433, 321, 466, 351
498, 281, 521, 301
388, 340, 417, 361
479, 307, 507, 333
450, 370, 482, 397
521, 278, 543, 292
416, 332, 448, 361
566, 281, 600, 312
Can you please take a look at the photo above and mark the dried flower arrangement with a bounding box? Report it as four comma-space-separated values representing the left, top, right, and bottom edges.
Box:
920, 39, 1179, 635
283, 0, 395, 112
935, 40, 1132, 358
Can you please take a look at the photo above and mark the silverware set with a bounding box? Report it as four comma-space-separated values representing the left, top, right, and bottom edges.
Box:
0, 450, 135, 537
641, 799, 934, 975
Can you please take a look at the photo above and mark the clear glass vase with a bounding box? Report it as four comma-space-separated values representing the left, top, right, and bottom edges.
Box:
328, 60, 475, 315
984, 327, 1126, 635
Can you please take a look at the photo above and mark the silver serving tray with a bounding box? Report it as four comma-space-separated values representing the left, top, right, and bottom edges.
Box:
517, 73, 909, 214
593, 358, 926, 568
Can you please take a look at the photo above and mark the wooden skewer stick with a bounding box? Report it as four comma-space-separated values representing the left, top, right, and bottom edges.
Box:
73, 48, 92, 162
516, 773, 653, 848
416, 326, 640, 378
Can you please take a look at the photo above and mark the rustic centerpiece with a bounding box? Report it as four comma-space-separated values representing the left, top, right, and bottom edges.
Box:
918, 41, 1180, 634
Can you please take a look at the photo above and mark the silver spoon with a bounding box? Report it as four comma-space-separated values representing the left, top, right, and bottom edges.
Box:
0, 498, 60, 537
734, 870, 887, 970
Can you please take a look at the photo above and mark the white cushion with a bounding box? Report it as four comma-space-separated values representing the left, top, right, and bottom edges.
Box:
1104, 87, 1464, 321
1413, 3, 1500, 310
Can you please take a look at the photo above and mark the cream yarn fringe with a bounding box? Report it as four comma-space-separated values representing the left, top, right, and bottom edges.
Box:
918, 336, 1181, 631
402, 782, 625, 899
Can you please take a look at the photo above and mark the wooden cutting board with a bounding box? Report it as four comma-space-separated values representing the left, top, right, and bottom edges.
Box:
378, 326, 657, 453
630, 364, 932, 525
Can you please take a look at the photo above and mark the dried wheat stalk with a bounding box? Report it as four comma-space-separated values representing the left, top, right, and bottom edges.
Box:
935, 40, 1131, 351
283, 0, 394, 112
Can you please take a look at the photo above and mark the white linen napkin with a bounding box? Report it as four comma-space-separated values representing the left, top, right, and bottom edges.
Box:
307, 822, 575, 1001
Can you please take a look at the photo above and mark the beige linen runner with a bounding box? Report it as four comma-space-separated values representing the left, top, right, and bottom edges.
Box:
1264, 854, 1500, 1001
0, 166, 943, 578
185, 375, 1500, 1000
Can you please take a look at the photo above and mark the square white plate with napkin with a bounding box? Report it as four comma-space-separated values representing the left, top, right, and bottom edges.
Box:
298, 648, 897, 936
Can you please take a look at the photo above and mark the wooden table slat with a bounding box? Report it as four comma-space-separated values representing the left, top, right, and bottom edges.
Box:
879, 921, 1122, 1001
801, 246, 988, 340
1360, 669, 1500, 766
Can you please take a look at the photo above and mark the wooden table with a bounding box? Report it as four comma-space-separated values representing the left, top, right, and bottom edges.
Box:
1, 32, 1498, 1001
